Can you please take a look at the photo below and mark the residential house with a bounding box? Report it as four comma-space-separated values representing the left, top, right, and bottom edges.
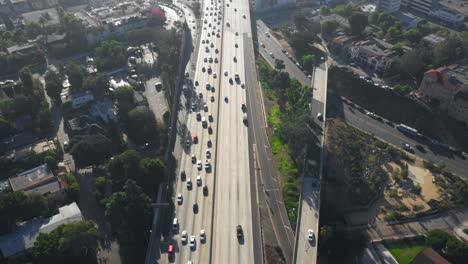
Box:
62, 91, 94, 109
349, 38, 407, 73
421, 34, 446, 47
1, 138, 55, 162
8, 163, 64, 196
411, 247, 450, 264
0, 202, 83, 258
417, 63, 468, 124
6, 43, 37, 55
89, 99, 118, 124
21, 7, 60, 28
67, 115, 105, 136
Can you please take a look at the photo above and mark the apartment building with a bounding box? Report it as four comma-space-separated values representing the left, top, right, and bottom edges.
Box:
418, 64, 468, 124
376, 0, 401, 13
401, 0, 436, 15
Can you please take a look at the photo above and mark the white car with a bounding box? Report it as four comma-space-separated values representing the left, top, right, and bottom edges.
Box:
187, 178, 192, 188
213, 72, 217, 78
190, 235, 196, 248
224, 70, 228, 76
197, 175, 202, 186
200, 229, 206, 242
177, 193, 183, 204
206, 150, 211, 158
240, 82, 245, 88
197, 160, 202, 170
181, 230, 188, 243
307, 229, 315, 241
205, 160, 211, 170
203, 104, 208, 111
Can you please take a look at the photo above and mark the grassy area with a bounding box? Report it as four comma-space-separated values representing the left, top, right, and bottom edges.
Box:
386, 241, 426, 264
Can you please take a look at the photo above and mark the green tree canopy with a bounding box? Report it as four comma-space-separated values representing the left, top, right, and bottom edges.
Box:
321, 20, 338, 35
45, 70, 62, 102
348, 12, 368, 36
65, 62, 85, 91
302, 54, 316, 72
139, 158, 165, 192
126, 107, 157, 144
108, 149, 141, 188
32, 220, 99, 263
104, 180, 152, 244
83, 73, 109, 98
275, 59, 285, 71
70, 134, 112, 165
95, 40, 126, 70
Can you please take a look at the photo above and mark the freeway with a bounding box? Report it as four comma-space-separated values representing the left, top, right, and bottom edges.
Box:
167, 0, 224, 263
210, 0, 258, 263
294, 62, 328, 264
256, 20, 311, 87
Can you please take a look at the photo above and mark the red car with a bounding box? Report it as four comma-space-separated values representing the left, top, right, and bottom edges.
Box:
193, 136, 198, 144
168, 244, 174, 260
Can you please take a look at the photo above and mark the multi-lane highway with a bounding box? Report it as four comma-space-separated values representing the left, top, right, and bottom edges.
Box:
211, 0, 257, 263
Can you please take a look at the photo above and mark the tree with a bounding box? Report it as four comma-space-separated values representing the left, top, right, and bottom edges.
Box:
64, 174, 80, 200
403, 28, 422, 44
70, 134, 112, 165
44, 155, 58, 171
302, 54, 316, 72
139, 158, 165, 192
32, 221, 98, 263
321, 20, 338, 35
348, 12, 368, 36
108, 149, 141, 188
426, 229, 468, 263
275, 59, 285, 71
83, 73, 109, 98
45, 70, 62, 102
147, 14, 166, 27
104, 180, 152, 244
293, 10, 308, 31
19, 66, 34, 92
25, 22, 42, 39
319, 5, 331, 15
65, 62, 85, 91
434, 34, 462, 65
95, 40, 126, 70
126, 107, 157, 143
397, 50, 423, 78
0, 117, 14, 138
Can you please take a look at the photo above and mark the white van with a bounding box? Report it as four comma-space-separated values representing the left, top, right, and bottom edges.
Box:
172, 218, 178, 230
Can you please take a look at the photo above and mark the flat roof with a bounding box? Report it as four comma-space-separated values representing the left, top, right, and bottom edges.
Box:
1, 139, 55, 162
439, 0, 468, 17
8, 164, 55, 192
0, 203, 83, 258
22, 8, 60, 27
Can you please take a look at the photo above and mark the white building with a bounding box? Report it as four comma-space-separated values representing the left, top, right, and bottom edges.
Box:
376, 0, 401, 13
0, 203, 83, 258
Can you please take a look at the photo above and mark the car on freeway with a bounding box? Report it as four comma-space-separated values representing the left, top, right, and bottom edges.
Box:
203, 104, 208, 111
200, 230, 206, 243
168, 244, 175, 260
197, 113, 201, 121
308, 229, 315, 241
190, 235, 196, 249
177, 193, 183, 204
207, 139, 212, 147
203, 185, 209, 196
204, 57, 208, 62
193, 203, 198, 213
187, 178, 192, 189
208, 113, 213, 122
185, 72, 189, 78
213, 72, 217, 78
235, 43, 238, 48
197, 175, 202, 186
181, 170, 186, 181
199, 92, 203, 98
208, 126, 213, 134
206, 83, 211, 90
261, 43, 265, 48
224, 70, 228, 76
193, 135, 198, 143
205, 160, 211, 170
197, 160, 202, 170
236, 225, 243, 239
235, 32, 238, 36
403, 143, 414, 153
214, 58, 218, 63
241, 82, 245, 88
191, 101, 196, 110
317, 112, 323, 121
224, 96, 229, 102
195, 80, 199, 86
206, 149, 211, 158
181, 230, 188, 243
241, 103, 247, 111
210, 95, 215, 102
192, 154, 196, 163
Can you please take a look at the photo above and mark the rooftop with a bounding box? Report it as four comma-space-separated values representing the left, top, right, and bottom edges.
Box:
8, 164, 61, 195
353, 37, 400, 58
1, 139, 55, 162
1, 132, 38, 152
0, 202, 83, 258
422, 34, 446, 45
22, 8, 60, 27
411, 247, 450, 264
6, 43, 36, 54
439, 0, 468, 17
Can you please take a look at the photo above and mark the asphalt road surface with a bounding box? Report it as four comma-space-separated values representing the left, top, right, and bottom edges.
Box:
163, 0, 224, 263
329, 95, 468, 179
256, 20, 311, 87
211, 0, 256, 263
294, 62, 328, 264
